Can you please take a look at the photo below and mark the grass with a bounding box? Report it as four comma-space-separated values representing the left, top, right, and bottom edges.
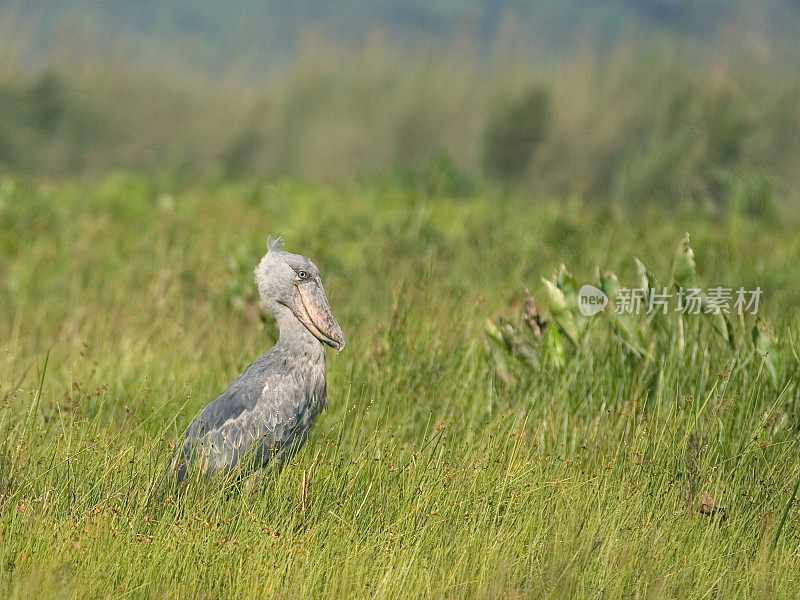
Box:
0, 174, 799, 598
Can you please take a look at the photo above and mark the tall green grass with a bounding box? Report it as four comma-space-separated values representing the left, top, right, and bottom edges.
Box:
0, 175, 798, 597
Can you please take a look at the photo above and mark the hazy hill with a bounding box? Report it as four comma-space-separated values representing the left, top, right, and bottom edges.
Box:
3, 0, 800, 73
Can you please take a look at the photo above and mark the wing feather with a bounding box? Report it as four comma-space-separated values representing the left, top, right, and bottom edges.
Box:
176, 347, 320, 482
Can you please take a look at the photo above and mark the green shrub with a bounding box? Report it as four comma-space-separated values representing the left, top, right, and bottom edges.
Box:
482, 85, 551, 180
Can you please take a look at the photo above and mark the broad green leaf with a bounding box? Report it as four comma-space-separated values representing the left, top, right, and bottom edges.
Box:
635, 256, 671, 336
702, 304, 734, 346
599, 270, 620, 302
752, 323, 782, 388
484, 319, 517, 384
556, 264, 580, 310
635, 257, 660, 292
542, 278, 567, 315
544, 325, 565, 368
555, 264, 588, 336
553, 311, 580, 347
674, 232, 696, 289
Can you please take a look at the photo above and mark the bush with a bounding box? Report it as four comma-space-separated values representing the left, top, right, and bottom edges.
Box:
482, 85, 551, 181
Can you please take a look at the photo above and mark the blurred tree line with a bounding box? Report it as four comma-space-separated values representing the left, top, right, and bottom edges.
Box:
0, 4, 798, 214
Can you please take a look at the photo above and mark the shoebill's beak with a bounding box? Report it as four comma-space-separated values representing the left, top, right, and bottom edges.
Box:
294, 279, 345, 351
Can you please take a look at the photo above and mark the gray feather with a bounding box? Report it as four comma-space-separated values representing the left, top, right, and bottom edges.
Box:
176, 346, 325, 483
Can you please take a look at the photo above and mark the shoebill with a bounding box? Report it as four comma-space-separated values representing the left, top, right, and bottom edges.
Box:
174, 238, 345, 484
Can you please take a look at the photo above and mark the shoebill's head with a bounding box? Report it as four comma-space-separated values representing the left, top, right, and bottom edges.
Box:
254, 237, 345, 351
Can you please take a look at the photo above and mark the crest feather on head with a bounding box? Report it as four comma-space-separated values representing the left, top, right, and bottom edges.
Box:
267, 236, 284, 253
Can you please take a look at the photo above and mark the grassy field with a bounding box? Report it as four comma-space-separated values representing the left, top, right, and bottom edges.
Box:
0, 174, 799, 598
